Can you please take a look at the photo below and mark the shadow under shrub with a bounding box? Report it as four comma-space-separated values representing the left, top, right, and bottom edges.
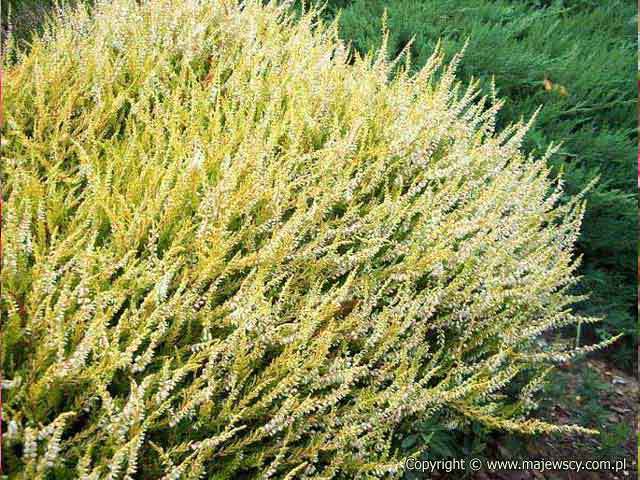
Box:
1, 0, 619, 478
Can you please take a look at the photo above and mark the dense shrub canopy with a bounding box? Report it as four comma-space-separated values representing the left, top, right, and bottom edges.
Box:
314, 0, 638, 368
1, 0, 617, 477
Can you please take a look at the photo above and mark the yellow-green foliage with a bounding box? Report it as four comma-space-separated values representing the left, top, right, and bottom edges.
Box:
1, 0, 620, 478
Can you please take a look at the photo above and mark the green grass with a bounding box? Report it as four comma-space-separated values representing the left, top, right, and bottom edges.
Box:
297, 0, 638, 370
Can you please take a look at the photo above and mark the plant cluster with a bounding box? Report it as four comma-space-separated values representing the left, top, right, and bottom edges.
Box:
1, 0, 618, 477
297, 0, 638, 370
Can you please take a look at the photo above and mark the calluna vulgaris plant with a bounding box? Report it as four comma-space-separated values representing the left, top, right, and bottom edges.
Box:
0, 0, 620, 478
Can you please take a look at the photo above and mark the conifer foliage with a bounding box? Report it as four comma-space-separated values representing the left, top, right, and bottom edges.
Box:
1, 0, 618, 477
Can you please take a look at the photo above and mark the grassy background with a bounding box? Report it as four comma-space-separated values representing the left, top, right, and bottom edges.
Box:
294, 0, 637, 370
1, 0, 56, 42
3, 0, 637, 371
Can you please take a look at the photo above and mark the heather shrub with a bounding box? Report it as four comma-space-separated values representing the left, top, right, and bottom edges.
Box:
312, 0, 638, 370
1, 0, 618, 477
